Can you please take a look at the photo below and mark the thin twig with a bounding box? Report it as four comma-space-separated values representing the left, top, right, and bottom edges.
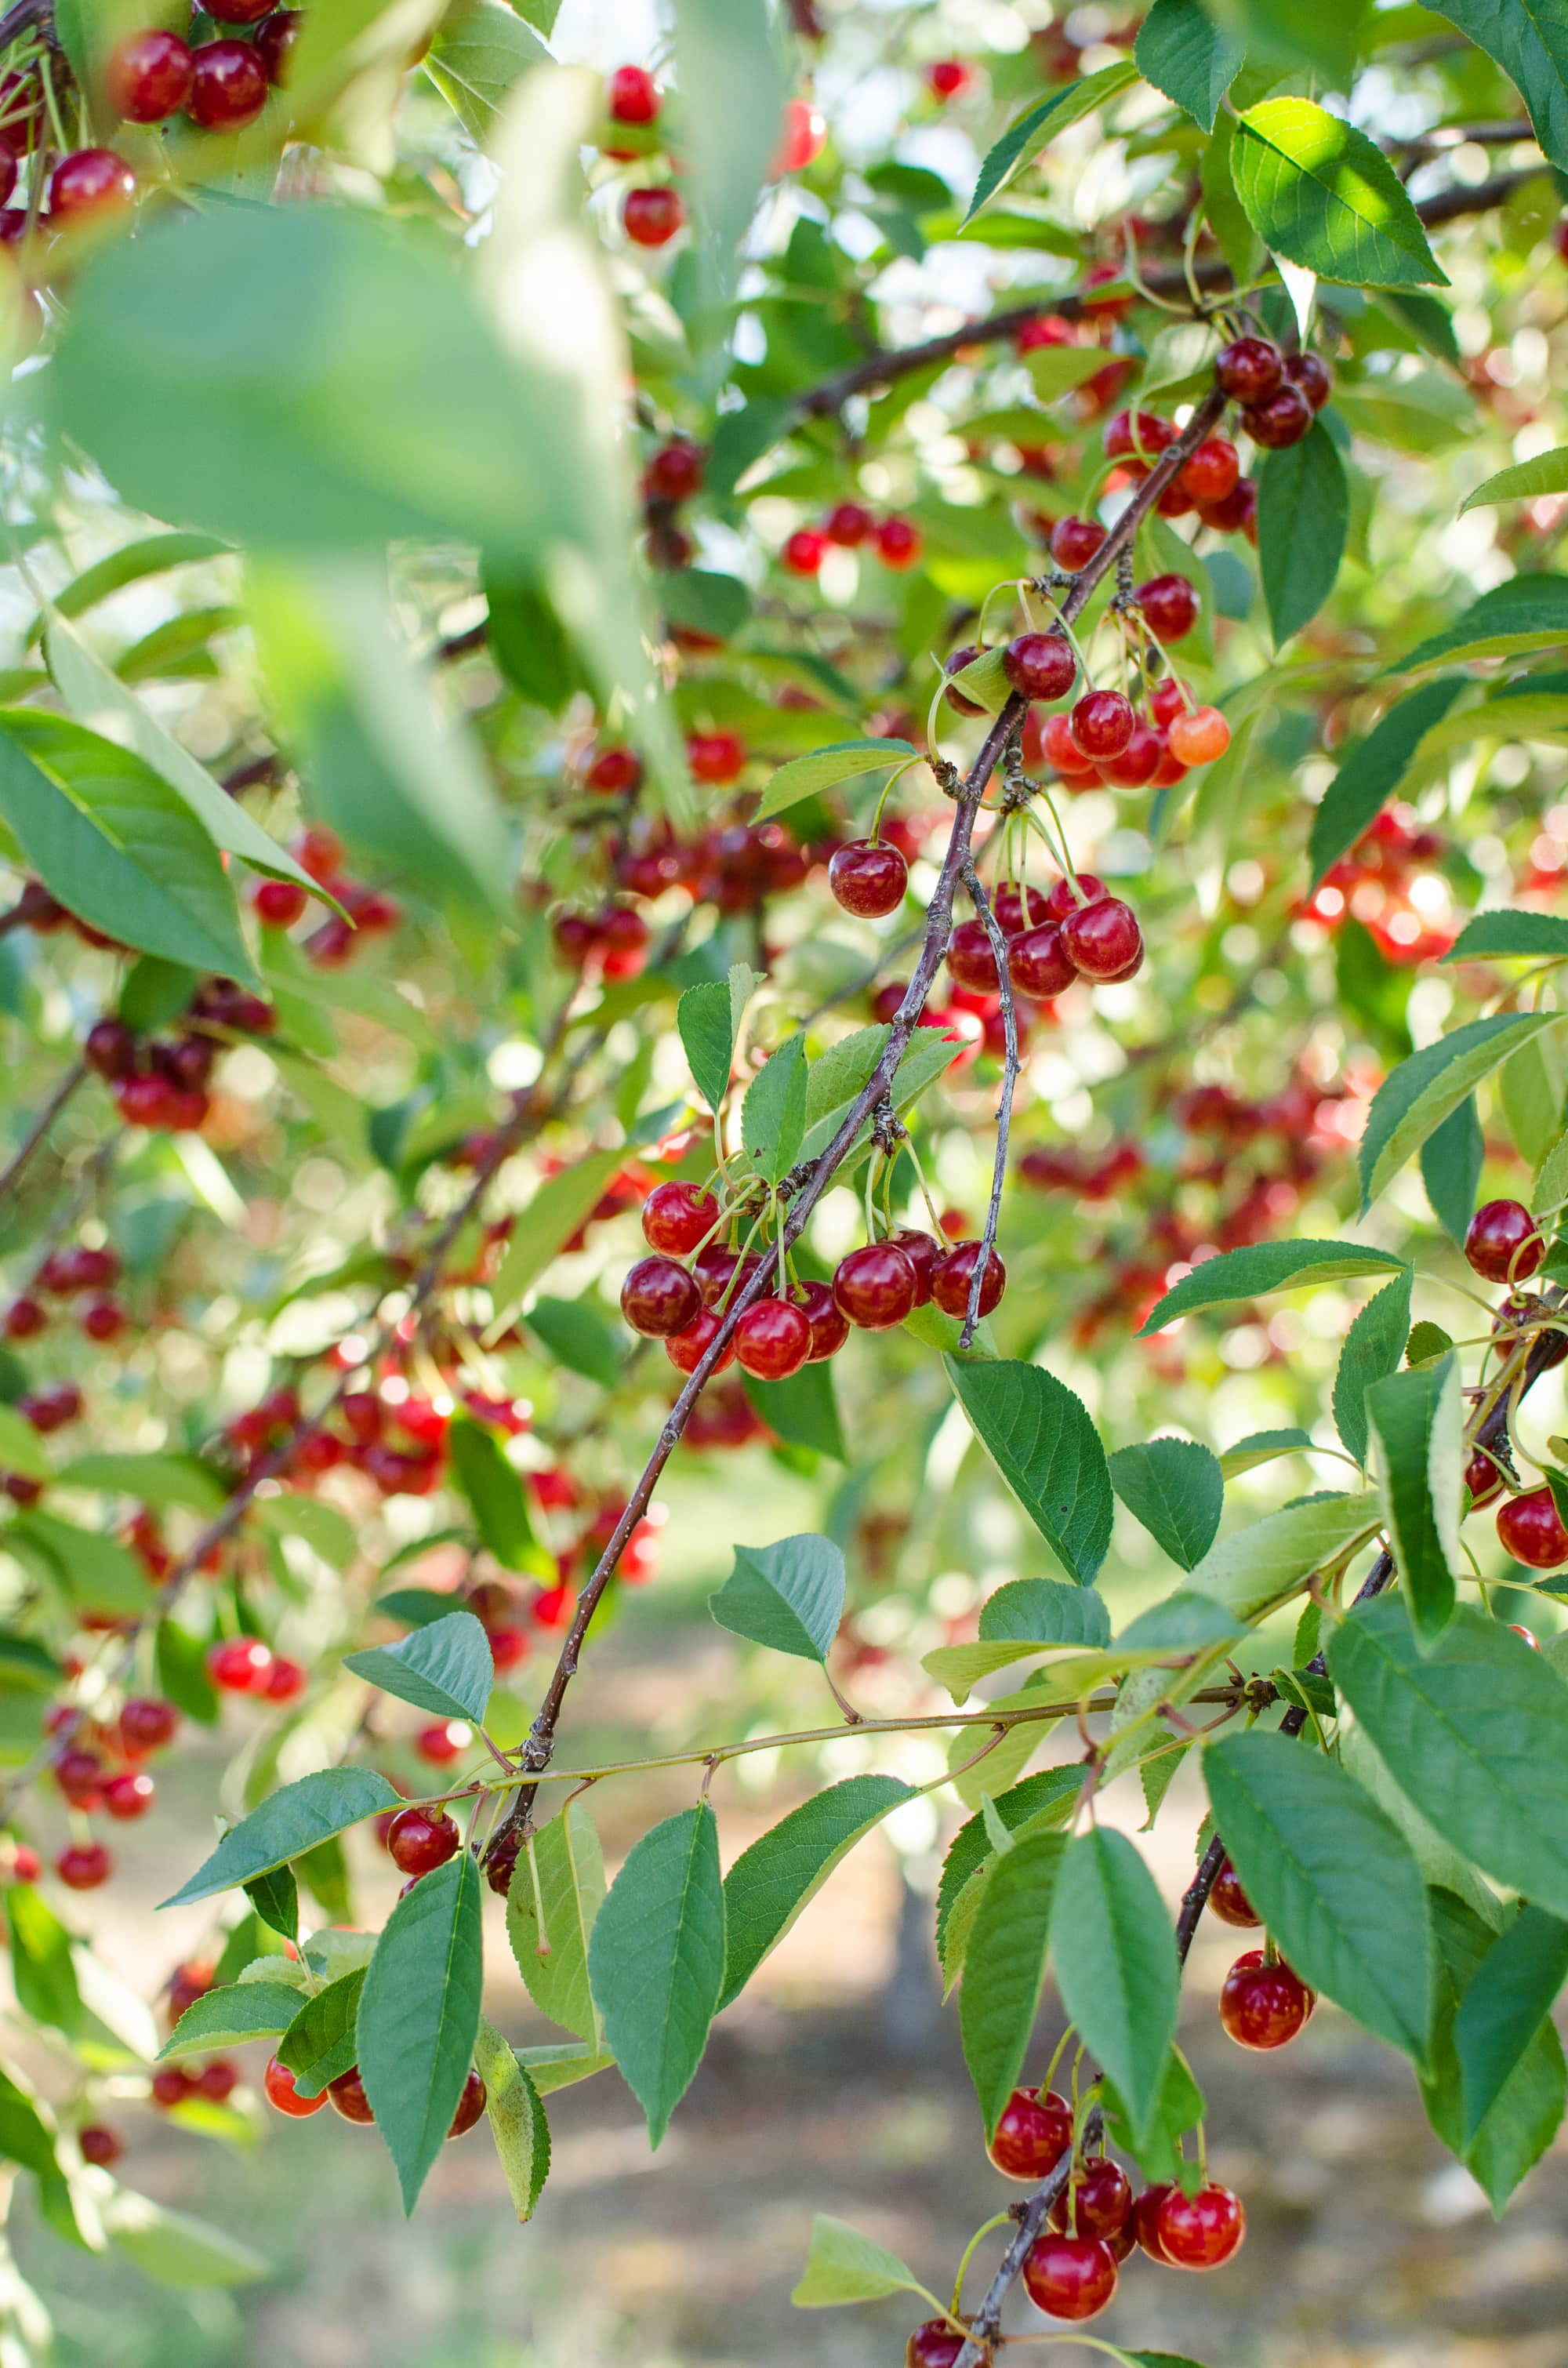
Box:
0, 1060, 85, 1204
958, 863, 1018, 1351
952, 2106, 1103, 2368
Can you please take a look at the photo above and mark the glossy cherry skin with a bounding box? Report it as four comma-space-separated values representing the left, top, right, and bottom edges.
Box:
1156, 2181, 1246, 2269
56, 1843, 111, 1890
1004, 631, 1076, 701
989, 2088, 1073, 2181
620, 1255, 702, 1338
1102, 723, 1163, 790
1167, 706, 1229, 765
887, 1229, 939, 1307
641, 1182, 719, 1257
264, 2054, 327, 2118
255, 10, 301, 83
387, 1806, 460, 1876
1134, 2182, 1177, 2262
1062, 896, 1143, 982
51, 148, 135, 218
793, 1278, 849, 1360
1200, 476, 1258, 537
107, 29, 194, 121
1105, 408, 1175, 461
1465, 1197, 1543, 1284
694, 1243, 764, 1307
187, 41, 269, 130
1007, 922, 1076, 1001
906, 2321, 966, 2368
666, 1306, 737, 1375
328, 2067, 376, 2123
943, 644, 985, 716
1051, 515, 1105, 571
1215, 334, 1283, 404
1180, 434, 1240, 503
78, 2123, 123, 2166
946, 918, 999, 992
208, 1637, 274, 1693
733, 1296, 813, 1379
1243, 383, 1313, 448
448, 2068, 488, 2137
1464, 1448, 1504, 1509
829, 840, 908, 918
1049, 2156, 1132, 2240
833, 1241, 919, 1330
623, 186, 684, 246
1210, 1855, 1261, 1928
994, 883, 1048, 934
1284, 350, 1332, 410
1069, 690, 1135, 760
1496, 1484, 1568, 1568
1135, 573, 1199, 641
931, 1241, 1005, 1318
1022, 2232, 1118, 2321
1219, 1949, 1316, 2049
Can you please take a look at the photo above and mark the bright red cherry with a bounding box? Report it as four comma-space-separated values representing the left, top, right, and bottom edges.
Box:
254, 879, 308, 927
119, 1696, 178, 1755
620, 1255, 702, 1338
1008, 922, 1076, 1000
103, 1771, 154, 1821
1134, 2183, 1177, 2262
905, 2319, 966, 2368
1284, 350, 1332, 410
1219, 1949, 1316, 2049
1180, 434, 1240, 503
1134, 573, 1199, 642
1156, 2181, 1246, 2271
55, 1749, 104, 1809
1497, 1484, 1568, 1569
266, 1658, 307, 1708
1465, 1199, 1543, 1284
623, 186, 684, 246
254, 9, 300, 82
586, 744, 642, 794
666, 1307, 738, 1375
1061, 895, 1143, 982
873, 515, 923, 568
1040, 710, 1098, 780
782, 528, 829, 576
1004, 632, 1076, 702
642, 1182, 720, 1257
78, 2123, 123, 2166
1051, 515, 1105, 571
988, 2085, 1072, 2181
1210, 1855, 1261, 1928
264, 2054, 327, 2118
733, 1297, 812, 1379
207, 1637, 274, 1694
1216, 335, 1283, 404
925, 58, 974, 100
829, 840, 908, 917
687, 731, 746, 784
1021, 2232, 1118, 2321
56, 1842, 111, 1890
51, 147, 135, 219
187, 41, 269, 129
1102, 721, 1163, 790
773, 96, 826, 173
328, 2066, 376, 2124
1049, 2156, 1132, 2240
1464, 1448, 1504, 1509
107, 29, 194, 121
607, 64, 660, 124
79, 1297, 126, 1342
793, 1277, 850, 1360
387, 1806, 460, 1876
1243, 383, 1313, 448
416, 1720, 470, 1765
1069, 689, 1134, 759
931, 1241, 1005, 1318
448, 2067, 487, 2137
825, 501, 872, 546
833, 1242, 919, 1331
946, 918, 999, 992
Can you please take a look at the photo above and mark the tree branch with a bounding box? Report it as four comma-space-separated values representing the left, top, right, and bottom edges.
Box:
953, 2106, 1103, 2368
958, 863, 1018, 1351
0, 1061, 85, 1204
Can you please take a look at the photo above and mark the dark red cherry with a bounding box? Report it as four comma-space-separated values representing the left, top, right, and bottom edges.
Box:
886, 1229, 939, 1306
328, 2067, 376, 2123
1021, 2232, 1118, 2320
943, 645, 985, 716
387, 1806, 460, 1876
733, 1296, 812, 1379
833, 1242, 918, 1330
1048, 2156, 1132, 2240
905, 2320, 966, 2368
107, 28, 194, 121
1243, 383, 1312, 448
1051, 515, 1105, 571
254, 9, 301, 83
1069, 690, 1134, 759
1497, 1484, 1568, 1569
264, 2054, 326, 2117
1464, 1448, 1503, 1509
693, 1244, 764, 1308
641, 1182, 720, 1257
1004, 631, 1076, 701
1464, 1198, 1543, 1284
623, 186, 684, 246
1210, 1854, 1261, 1928
209, 0, 274, 21
103, 1771, 154, 1820
1105, 407, 1176, 461
1061, 895, 1142, 982
825, 501, 873, 546
78, 2123, 123, 2165
1134, 2183, 1176, 2262
1216, 335, 1283, 404
56, 1842, 111, 1890
993, 882, 1050, 935
620, 1255, 702, 1338
666, 1306, 737, 1375
1007, 923, 1076, 1000
931, 1241, 1004, 1318
793, 1278, 849, 1360
84, 1017, 137, 1080
1102, 722, 1163, 790
447, 2068, 487, 2137
1156, 2181, 1245, 2269
644, 439, 705, 502
50, 147, 135, 219
988, 2085, 1072, 2180
1044, 873, 1105, 922
1134, 573, 1199, 642
1219, 1949, 1316, 2049
946, 919, 999, 993
829, 840, 908, 918
254, 879, 308, 926
1283, 350, 1331, 410
2, 1295, 45, 1340
187, 41, 269, 130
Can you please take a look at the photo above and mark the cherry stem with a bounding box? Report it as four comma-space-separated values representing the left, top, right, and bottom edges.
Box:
949, 2213, 1013, 2316
957, 864, 1018, 1350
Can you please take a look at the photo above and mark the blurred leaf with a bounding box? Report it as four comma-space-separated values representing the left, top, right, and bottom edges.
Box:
1360, 1015, 1563, 1208
673, 0, 784, 284
343, 1609, 494, 1725
964, 63, 1139, 224
101, 2191, 269, 2288
791, 2214, 930, 2308
358, 1853, 485, 2213
488, 1151, 624, 1319
426, 0, 547, 142
741, 1360, 846, 1459
1446, 908, 1568, 961
252, 1494, 355, 1568
1389, 576, 1568, 671
1217, 1427, 1312, 1476
447, 1417, 544, 1571
528, 1295, 621, 1387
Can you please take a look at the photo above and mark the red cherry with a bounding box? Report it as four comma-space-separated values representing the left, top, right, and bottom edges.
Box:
782, 528, 829, 576
586, 743, 643, 794
1156, 2181, 1246, 2269
993, 883, 1046, 934
1284, 350, 1332, 410
1069, 690, 1134, 759
873, 516, 923, 569
946, 918, 999, 993
198, 2058, 238, 2101
931, 1241, 1005, 1318
1198, 476, 1258, 537
905, 2320, 966, 2368
943, 645, 985, 717
387, 1806, 461, 1876
793, 1278, 850, 1360
1167, 706, 1230, 765
328, 2067, 376, 2123
642, 1182, 720, 1256
687, 732, 746, 785
294, 826, 343, 882
607, 64, 660, 124
107, 29, 194, 122
78, 2123, 123, 2166
620, 1255, 702, 1338
1048, 2156, 1132, 2240
1464, 1449, 1503, 1509
1134, 2183, 1177, 2263
773, 96, 826, 174
1134, 573, 1199, 642
416, 1720, 470, 1766
265, 2054, 327, 2118
1004, 632, 1076, 702
1021, 2232, 1118, 2320
733, 1296, 812, 1379
666, 1306, 738, 1375
644, 441, 704, 503
151, 2067, 197, 2108
1061, 895, 1142, 982
1040, 710, 1098, 780
833, 1242, 919, 1331
1465, 1198, 1544, 1284
1219, 1949, 1316, 2049
254, 9, 300, 83
254, 879, 308, 927
103, 1771, 154, 1821
1008, 922, 1076, 1000
694, 1244, 764, 1307
0, 138, 16, 206
1216, 335, 1283, 404
207, 1638, 274, 1694
829, 840, 908, 918
1512, 1622, 1541, 1648
1105, 409, 1175, 462
80, 1297, 127, 1343
1243, 383, 1313, 448
2, 1296, 45, 1341
119, 1697, 178, 1756
84, 1018, 138, 1080
187, 41, 269, 130
209, 0, 273, 20
1180, 434, 1240, 503
1497, 1484, 1568, 1569
1102, 722, 1163, 790
51, 147, 135, 219
56, 1842, 111, 1890
1045, 872, 1105, 922
1051, 515, 1105, 572
623, 187, 684, 246
885, 1229, 939, 1306
21, 1381, 82, 1433
1210, 1855, 1261, 1928
988, 2086, 1072, 2181
825, 501, 872, 546
925, 58, 973, 99
447, 2067, 487, 2137
55, 1749, 104, 1809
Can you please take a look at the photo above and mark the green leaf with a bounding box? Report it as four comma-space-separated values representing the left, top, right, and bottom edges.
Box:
1185, 1493, 1378, 1618
244, 1865, 299, 1945
1445, 909, 1568, 962
741, 1360, 846, 1461
790, 2213, 931, 2308
487, 1150, 624, 1320
473, 2018, 550, 2221
741, 1035, 808, 1183
1388, 574, 1568, 671
343, 1610, 494, 1726
963, 62, 1140, 225
943, 1357, 1112, 1584
1367, 1357, 1463, 1646
0, 712, 253, 982
156, 1619, 220, 1727
1218, 1427, 1313, 1477
1424, 1889, 1568, 2210
960, 1832, 1066, 2137
1453, 1905, 1568, 2145
516, 2039, 616, 2095
160, 1980, 305, 2061
425, 0, 547, 142
1103, 2058, 1206, 2192
1113, 1592, 1247, 1658
979, 1578, 1112, 1648
445, 1416, 543, 1571
1421, 1095, 1485, 1247
587, 1804, 725, 2148
1461, 445, 1568, 513
1333, 1267, 1415, 1466
1204, 1728, 1432, 2061
11, 1513, 153, 1617
527, 1293, 621, 1388
506, 1797, 607, 2043
358, 1851, 485, 2213
1328, 1596, 1568, 1918
1230, 97, 1446, 287
161, 1768, 401, 1907
51, 530, 232, 623
1134, 0, 1245, 129
1308, 677, 1465, 888
1258, 422, 1348, 644
677, 963, 757, 1113
59, 1451, 226, 1513
252, 1492, 355, 1569
720, 1775, 915, 2008
1501, 1025, 1564, 1168
936, 1771, 1083, 1984
1140, 1240, 1408, 1333
1203, 104, 1264, 282
1359, 1014, 1563, 1208
1051, 1828, 1179, 2145
6, 1886, 80, 2036
672, 0, 783, 277
754, 738, 917, 823
1108, 1440, 1224, 1569
708, 1532, 846, 1664
277, 1970, 365, 2097
100, 2191, 269, 2289
0, 1407, 49, 1486
657, 569, 752, 641
1428, 1, 1568, 175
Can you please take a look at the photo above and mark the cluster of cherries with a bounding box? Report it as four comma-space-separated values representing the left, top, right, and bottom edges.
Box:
603, 63, 825, 251
1455, 1198, 1568, 1570
779, 501, 925, 579
41, 1689, 182, 1892
253, 826, 401, 969
1301, 802, 1454, 967
619, 1179, 1004, 1382
2, 1237, 125, 1354
82, 974, 278, 1132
